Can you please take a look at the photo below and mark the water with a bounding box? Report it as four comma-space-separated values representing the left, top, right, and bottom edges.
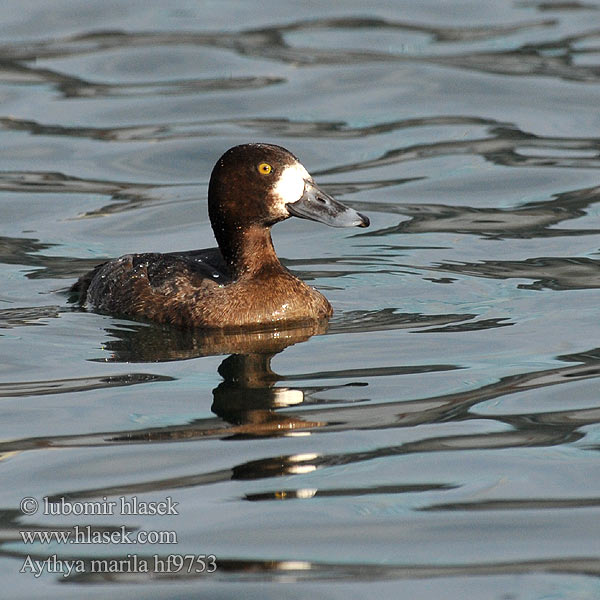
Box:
1, 1, 600, 598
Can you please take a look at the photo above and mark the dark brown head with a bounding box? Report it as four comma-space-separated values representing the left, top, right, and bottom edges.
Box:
208, 144, 369, 248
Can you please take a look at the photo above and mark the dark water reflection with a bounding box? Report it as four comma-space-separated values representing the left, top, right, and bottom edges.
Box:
1, 339, 599, 585
2, 15, 598, 84
430, 256, 600, 290
3, 341, 598, 464
2, 1, 600, 597
359, 183, 600, 239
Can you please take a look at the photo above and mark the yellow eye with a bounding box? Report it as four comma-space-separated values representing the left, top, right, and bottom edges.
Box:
258, 162, 272, 175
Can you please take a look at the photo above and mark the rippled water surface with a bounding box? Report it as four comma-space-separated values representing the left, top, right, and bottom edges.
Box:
2, 1, 600, 598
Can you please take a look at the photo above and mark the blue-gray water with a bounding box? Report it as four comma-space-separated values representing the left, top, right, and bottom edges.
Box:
2, 1, 600, 598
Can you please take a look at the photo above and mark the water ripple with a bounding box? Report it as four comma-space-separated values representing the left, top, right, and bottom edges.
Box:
0, 373, 173, 398
430, 256, 600, 290
3, 345, 598, 454
318, 126, 600, 175
358, 183, 600, 240
2, 4, 600, 593
2, 16, 599, 90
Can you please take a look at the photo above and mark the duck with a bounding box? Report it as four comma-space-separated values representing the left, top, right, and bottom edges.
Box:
71, 143, 369, 329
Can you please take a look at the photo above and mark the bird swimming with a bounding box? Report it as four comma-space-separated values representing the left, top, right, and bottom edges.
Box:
71, 143, 369, 329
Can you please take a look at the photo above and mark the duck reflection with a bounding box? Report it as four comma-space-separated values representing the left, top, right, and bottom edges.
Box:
4, 340, 600, 512
16, 319, 365, 508
211, 353, 320, 437
95, 318, 362, 438
98, 318, 327, 362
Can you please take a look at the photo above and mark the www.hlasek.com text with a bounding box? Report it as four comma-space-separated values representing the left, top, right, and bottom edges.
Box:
21, 525, 177, 545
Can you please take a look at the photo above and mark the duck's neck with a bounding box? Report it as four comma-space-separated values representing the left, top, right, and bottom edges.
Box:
218, 224, 287, 280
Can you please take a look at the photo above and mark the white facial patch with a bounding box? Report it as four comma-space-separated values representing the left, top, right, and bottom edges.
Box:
272, 163, 311, 210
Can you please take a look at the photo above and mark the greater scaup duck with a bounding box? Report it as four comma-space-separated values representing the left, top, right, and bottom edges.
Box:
72, 143, 369, 329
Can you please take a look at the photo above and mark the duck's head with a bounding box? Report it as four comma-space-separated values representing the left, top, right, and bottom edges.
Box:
208, 144, 370, 235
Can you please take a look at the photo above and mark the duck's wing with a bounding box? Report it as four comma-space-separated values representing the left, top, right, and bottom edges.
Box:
167, 247, 228, 276
71, 247, 230, 306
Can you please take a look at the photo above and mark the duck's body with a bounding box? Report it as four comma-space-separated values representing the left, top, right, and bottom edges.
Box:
74, 245, 332, 329
72, 144, 369, 329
